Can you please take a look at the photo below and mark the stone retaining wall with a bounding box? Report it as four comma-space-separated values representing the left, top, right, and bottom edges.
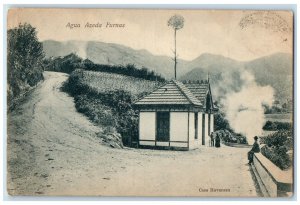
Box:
252, 153, 293, 197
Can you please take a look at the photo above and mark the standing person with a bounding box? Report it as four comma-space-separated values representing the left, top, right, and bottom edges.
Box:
210, 132, 215, 147
248, 136, 260, 165
215, 133, 221, 148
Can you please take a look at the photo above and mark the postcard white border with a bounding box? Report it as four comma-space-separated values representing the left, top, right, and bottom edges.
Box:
1, 1, 299, 205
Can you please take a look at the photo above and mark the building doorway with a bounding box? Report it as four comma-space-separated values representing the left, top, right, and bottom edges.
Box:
156, 112, 170, 142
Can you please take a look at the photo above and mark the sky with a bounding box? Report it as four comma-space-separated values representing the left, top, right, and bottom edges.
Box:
7, 9, 293, 61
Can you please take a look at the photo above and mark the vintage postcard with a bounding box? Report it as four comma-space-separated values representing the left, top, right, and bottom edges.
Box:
6, 8, 294, 197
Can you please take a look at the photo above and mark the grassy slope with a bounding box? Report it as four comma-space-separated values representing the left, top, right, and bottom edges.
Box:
63, 69, 162, 146
79, 70, 161, 95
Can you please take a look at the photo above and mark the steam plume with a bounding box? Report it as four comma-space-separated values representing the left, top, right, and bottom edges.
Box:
73, 41, 87, 59
222, 71, 274, 144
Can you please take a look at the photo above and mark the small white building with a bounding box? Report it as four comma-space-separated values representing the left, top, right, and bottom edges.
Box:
134, 79, 217, 150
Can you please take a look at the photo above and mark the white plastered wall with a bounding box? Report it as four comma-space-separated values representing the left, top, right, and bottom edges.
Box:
195, 112, 203, 147
139, 112, 155, 145
210, 114, 214, 134
205, 113, 209, 146
170, 112, 188, 148
188, 112, 195, 149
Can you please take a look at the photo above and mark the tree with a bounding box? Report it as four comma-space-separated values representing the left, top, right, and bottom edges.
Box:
214, 112, 233, 132
168, 14, 184, 79
7, 23, 45, 107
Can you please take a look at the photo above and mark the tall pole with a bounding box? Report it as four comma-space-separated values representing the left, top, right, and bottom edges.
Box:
174, 29, 177, 79
168, 14, 184, 79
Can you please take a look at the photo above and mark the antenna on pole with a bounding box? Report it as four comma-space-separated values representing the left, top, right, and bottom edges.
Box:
207, 72, 210, 83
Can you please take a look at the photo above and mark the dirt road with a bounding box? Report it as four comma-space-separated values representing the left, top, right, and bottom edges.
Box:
7, 71, 259, 197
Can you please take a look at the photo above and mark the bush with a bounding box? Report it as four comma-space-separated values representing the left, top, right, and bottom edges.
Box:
97, 128, 124, 149
260, 130, 293, 170
235, 133, 248, 144
61, 70, 159, 147
44, 54, 166, 82
263, 121, 292, 131
214, 112, 247, 144
7, 23, 45, 110
74, 94, 116, 127
215, 129, 247, 144
43, 53, 83, 74
261, 145, 291, 170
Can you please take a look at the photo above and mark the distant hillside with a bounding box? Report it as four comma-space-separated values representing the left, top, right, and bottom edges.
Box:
43, 40, 189, 78
43, 40, 293, 102
181, 52, 293, 102
185, 53, 244, 73
245, 53, 293, 101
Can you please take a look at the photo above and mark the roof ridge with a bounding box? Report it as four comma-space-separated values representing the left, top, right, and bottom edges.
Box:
172, 80, 202, 106
182, 80, 209, 84
133, 81, 168, 103
134, 80, 191, 105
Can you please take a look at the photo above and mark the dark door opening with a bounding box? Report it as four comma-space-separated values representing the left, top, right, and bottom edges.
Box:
195, 113, 198, 139
202, 113, 205, 145
156, 112, 170, 142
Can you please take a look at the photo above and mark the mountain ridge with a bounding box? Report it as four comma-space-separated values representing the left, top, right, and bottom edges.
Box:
43, 40, 293, 102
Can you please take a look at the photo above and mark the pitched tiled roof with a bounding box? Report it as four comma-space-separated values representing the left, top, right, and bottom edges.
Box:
134, 80, 202, 106
183, 80, 209, 106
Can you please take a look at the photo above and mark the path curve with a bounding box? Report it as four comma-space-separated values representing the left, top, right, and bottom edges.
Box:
7, 71, 259, 197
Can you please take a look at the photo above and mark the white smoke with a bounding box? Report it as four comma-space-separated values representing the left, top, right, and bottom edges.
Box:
222, 70, 274, 144
73, 41, 87, 59
63, 41, 87, 59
